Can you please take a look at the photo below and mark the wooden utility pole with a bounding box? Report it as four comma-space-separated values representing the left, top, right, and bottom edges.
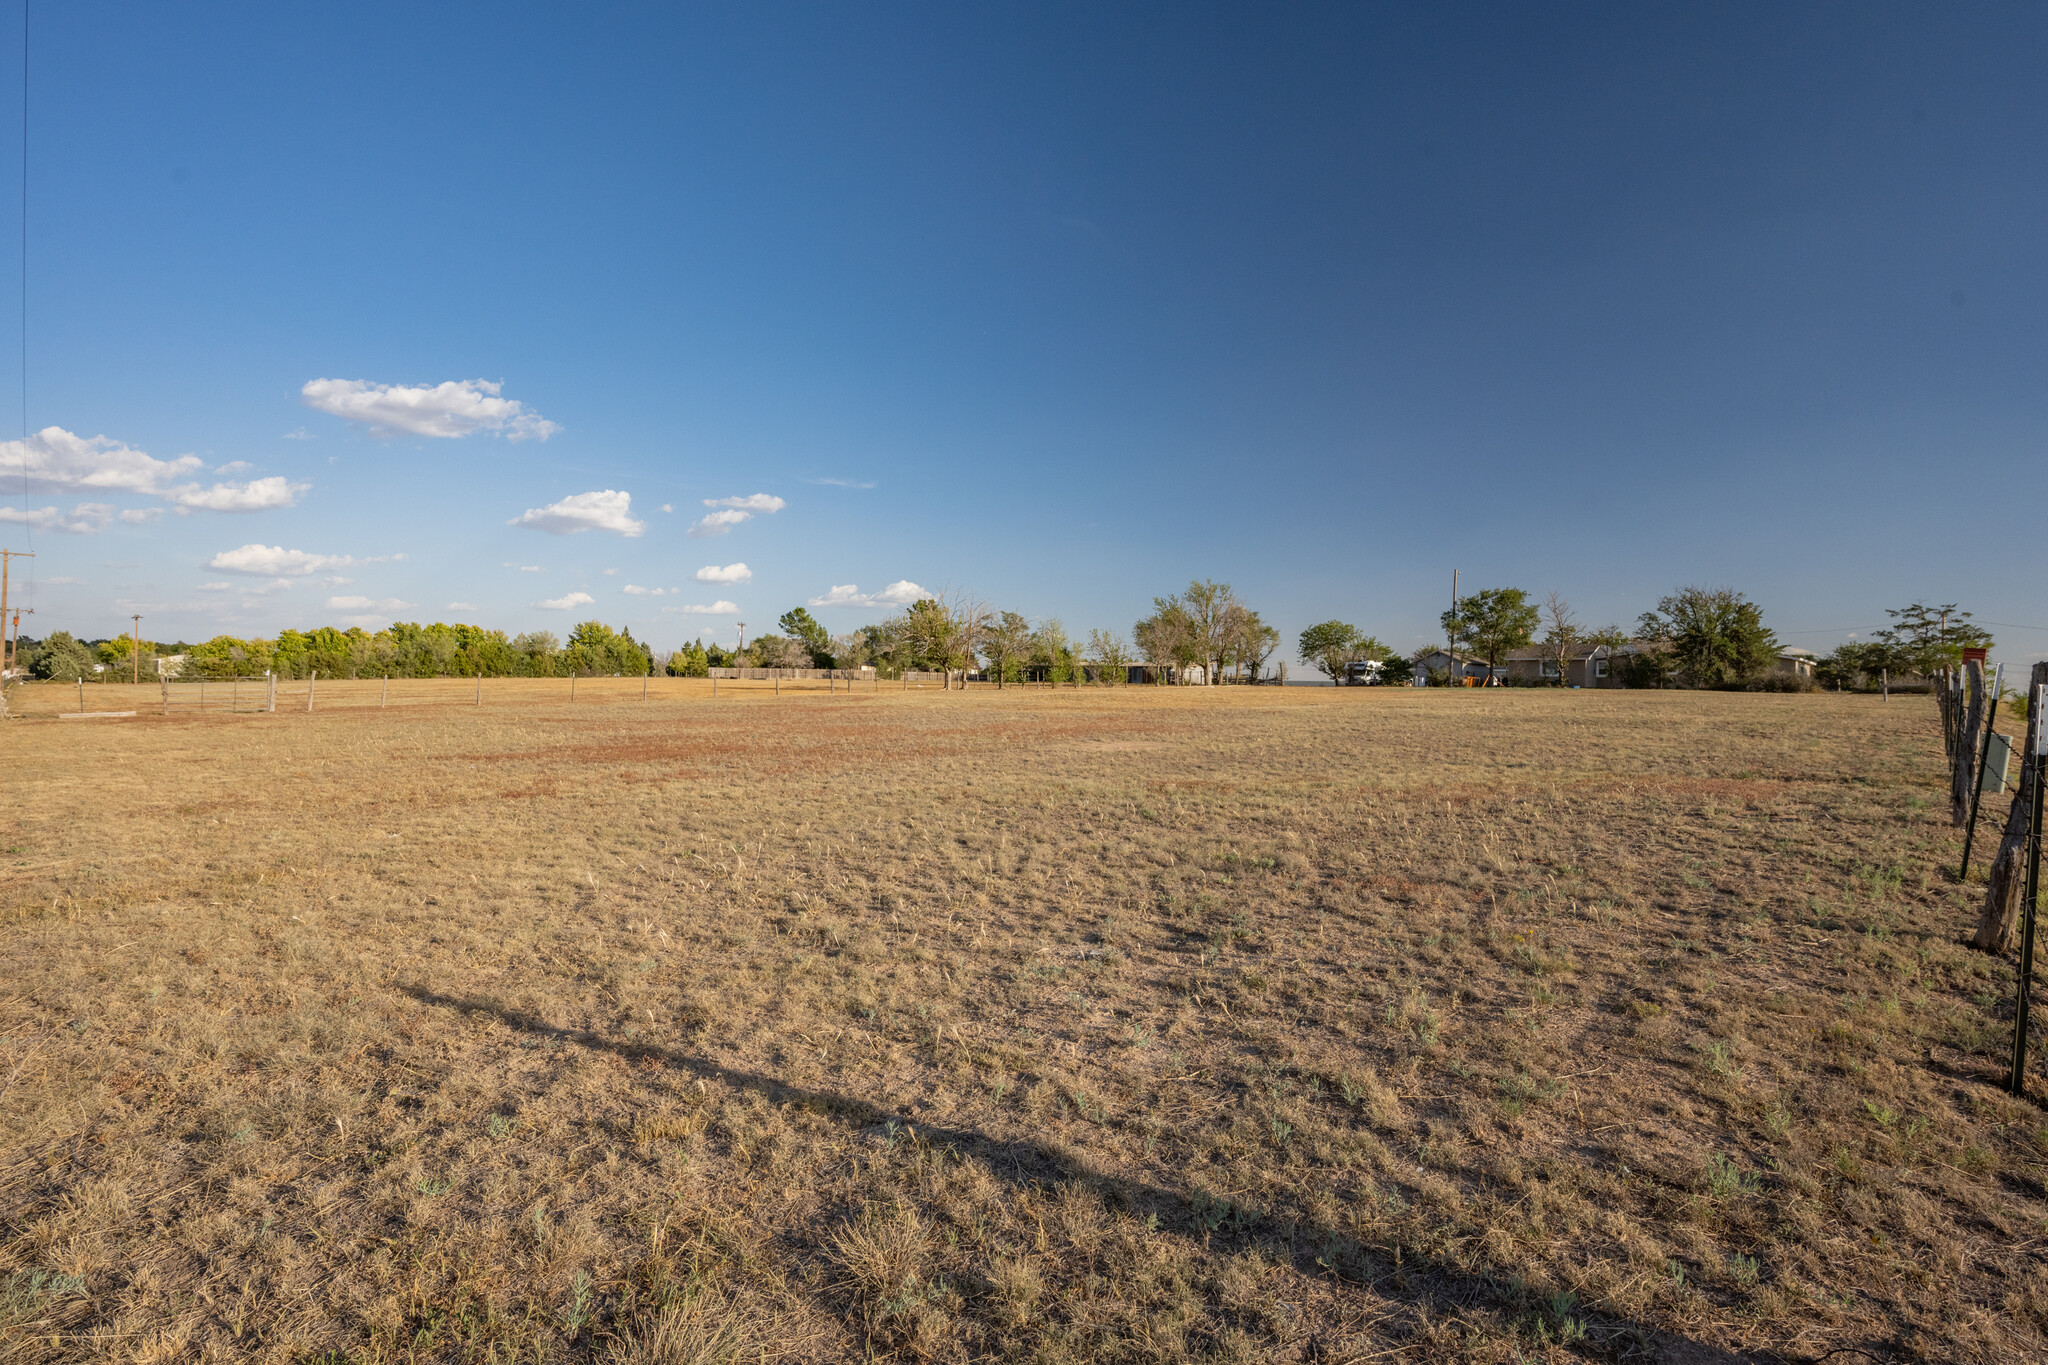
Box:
130, 613, 142, 684
0, 549, 33, 676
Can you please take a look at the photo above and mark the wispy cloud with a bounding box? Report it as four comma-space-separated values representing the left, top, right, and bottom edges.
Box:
326, 595, 413, 611
706, 493, 786, 513
301, 378, 559, 441
504, 563, 542, 572
622, 585, 671, 597
509, 489, 645, 537
215, 461, 254, 474
283, 427, 313, 441
1, 502, 115, 534
804, 476, 876, 489
447, 602, 479, 612
41, 575, 80, 585
687, 492, 785, 538
693, 562, 751, 583
0, 426, 307, 513
537, 591, 596, 610
659, 503, 674, 513
673, 599, 741, 615
808, 580, 927, 609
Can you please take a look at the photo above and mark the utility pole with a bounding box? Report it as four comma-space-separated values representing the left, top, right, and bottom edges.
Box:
0, 550, 33, 677
130, 613, 142, 684
737, 622, 747, 653
1449, 568, 1459, 681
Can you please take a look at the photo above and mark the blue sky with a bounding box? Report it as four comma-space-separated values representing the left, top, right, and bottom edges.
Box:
3, 3, 2044, 662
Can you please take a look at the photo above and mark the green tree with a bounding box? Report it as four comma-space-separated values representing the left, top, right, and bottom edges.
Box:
778, 607, 834, 668
982, 611, 1032, 686
1817, 640, 1887, 690
1297, 621, 1366, 684
1637, 586, 1777, 687
667, 641, 710, 677
29, 630, 95, 681
1086, 628, 1131, 685
1874, 602, 1992, 678
1134, 598, 1199, 682
1230, 611, 1280, 683
1441, 588, 1539, 680
564, 620, 651, 676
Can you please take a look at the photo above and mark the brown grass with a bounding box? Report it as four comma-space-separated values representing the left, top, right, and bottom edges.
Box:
2, 679, 2044, 1363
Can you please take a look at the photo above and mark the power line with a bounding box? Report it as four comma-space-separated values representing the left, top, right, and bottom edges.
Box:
17, 0, 26, 611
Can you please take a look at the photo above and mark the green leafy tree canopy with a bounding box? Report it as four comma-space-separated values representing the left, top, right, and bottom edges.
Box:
1637, 586, 1777, 687
1440, 588, 1538, 675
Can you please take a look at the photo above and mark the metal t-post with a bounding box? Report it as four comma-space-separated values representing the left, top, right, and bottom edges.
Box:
2011, 682, 2046, 1098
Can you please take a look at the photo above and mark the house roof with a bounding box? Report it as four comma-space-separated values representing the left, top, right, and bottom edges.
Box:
1501, 642, 1631, 662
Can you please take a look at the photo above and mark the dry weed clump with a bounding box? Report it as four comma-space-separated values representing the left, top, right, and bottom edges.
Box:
0, 679, 2044, 1362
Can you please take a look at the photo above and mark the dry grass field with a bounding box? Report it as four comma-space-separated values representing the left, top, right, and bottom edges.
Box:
2, 679, 2045, 1364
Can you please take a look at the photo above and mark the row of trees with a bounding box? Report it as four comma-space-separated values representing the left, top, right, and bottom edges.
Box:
18, 621, 653, 681
662, 583, 1285, 686
12, 593, 1991, 693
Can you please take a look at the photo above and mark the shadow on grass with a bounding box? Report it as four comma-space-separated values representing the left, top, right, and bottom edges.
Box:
402, 984, 1819, 1364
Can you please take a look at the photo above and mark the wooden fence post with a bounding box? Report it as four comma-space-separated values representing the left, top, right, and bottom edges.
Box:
1961, 664, 2006, 878
381, 676, 387, 708
1975, 661, 2048, 954
1955, 660, 1987, 826
477, 671, 484, 706
571, 674, 577, 702
307, 669, 316, 713
2011, 690, 2044, 1097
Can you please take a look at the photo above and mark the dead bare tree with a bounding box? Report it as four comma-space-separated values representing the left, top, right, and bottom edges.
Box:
1541, 592, 1580, 686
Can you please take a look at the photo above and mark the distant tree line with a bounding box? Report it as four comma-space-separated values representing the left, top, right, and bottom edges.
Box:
6, 590, 1991, 694
13, 620, 652, 681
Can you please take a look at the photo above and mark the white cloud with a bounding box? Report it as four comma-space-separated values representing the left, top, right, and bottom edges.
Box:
168, 476, 306, 512
118, 508, 161, 524
301, 378, 559, 441
687, 493, 785, 538
808, 580, 928, 609
694, 562, 751, 583
42, 575, 81, 585
706, 493, 786, 513
659, 503, 674, 513
805, 476, 876, 489
538, 591, 596, 611
326, 595, 413, 611
674, 599, 741, 615
0, 426, 304, 513
622, 585, 669, 596
215, 461, 254, 474
208, 543, 356, 576
447, 601, 479, 611
687, 509, 751, 538
504, 562, 542, 572
509, 489, 644, 537
602, 567, 618, 575
283, 427, 313, 440
1, 502, 114, 533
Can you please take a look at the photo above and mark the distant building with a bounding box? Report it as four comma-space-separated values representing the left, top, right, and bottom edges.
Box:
1773, 648, 1818, 680
1409, 650, 1495, 686
1503, 643, 1624, 687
